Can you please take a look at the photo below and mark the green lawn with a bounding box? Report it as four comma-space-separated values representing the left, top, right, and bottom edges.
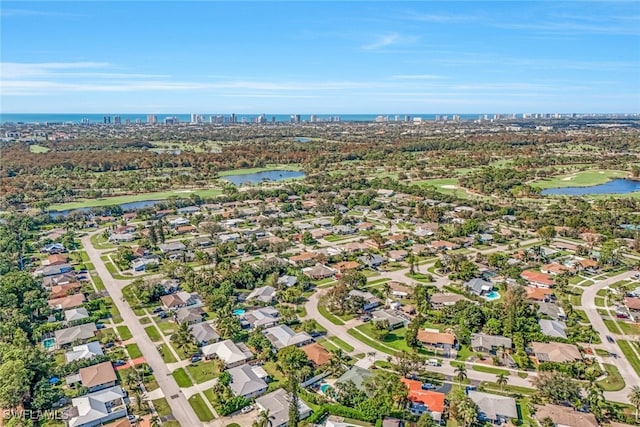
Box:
157, 319, 177, 336
618, 340, 640, 377
455, 345, 473, 361
597, 363, 625, 391
116, 325, 133, 341
317, 305, 345, 325
152, 398, 172, 417
29, 144, 50, 153
158, 343, 178, 364
472, 365, 510, 376
49, 188, 224, 211
616, 321, 640, 335
263, 361, 287, 392
317, 338, 339, 352
349, 324, 433, 357
126, 343, 143, 359
188, 394, 215, 422
185, 361, 219, 384
603, 319, 622, 334
329, 336, 355, 352
595, 297, 606, 307
172, 368, 194, 387
532, 169, 628, 190
144, 325, 162, 342
139, 316, 151, 325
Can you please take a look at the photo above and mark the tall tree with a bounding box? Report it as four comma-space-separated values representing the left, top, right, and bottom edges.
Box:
629, 385, 640, 421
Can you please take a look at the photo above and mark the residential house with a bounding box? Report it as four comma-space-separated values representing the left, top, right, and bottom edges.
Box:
160, 291, 200, 310
108, 233, 136, 243
47, 253, 69, 266
160, 279, 180, 294
371, 309, 407, 329
430, 293, 467, 309
175, 306, 205, 325
470, 333, 512, 353
521, 270, 554, 288
340, 241, 369, 253
530, 342, 582, 363
37, 263, 73, 277
201, 340, 252, 368
50, 282, 82, 299
41, 243, 66, 254
132, 257, 159, 272
336, 366, 373, 392
389, 281, 412, 299
64, 308, 90, 323
54, 323, 97, 348
264, 325, 312, 349
348, 289, 381, 311
387, 250, 408, 262
66, 385, 128, 427
537, 302, 566, 320
42, 272, 77, 288
78, 361, 117, 392
300, 343, 332, 366
255, 388, 312, 427
541, 263, 572, 276
356, 222, 375, 231
533, 404, 598, 427
429, 240, 460, 251
158, 242, 186, 254
302, 264, 336, 280
401, 378, 445, 422
416, 330, 456, 349
333, 261, 361, 275
241, 307, 280, 329
277, 275, 298, 288
246, 286, 277, 304
65, 342, 104, 363
358, 254, 385, 269
463, 278, 493, 296
538, 319, 568, 339
48, 293, 86, 310
189, 322, 220, 346
467, 390, 518, 424
289, 252, 317, 266
168, 217, 190, 227
524, 286, 554, 302
227, 364, 268, 399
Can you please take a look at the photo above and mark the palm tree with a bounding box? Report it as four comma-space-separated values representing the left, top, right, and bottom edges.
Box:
382, 282, 391, 306
328, 349, 349, 375
253, 409, 274, 427
496, 373, 508, 391
454, 365, 468, 385
150, 416, 161, 427
629, 385, 640, 420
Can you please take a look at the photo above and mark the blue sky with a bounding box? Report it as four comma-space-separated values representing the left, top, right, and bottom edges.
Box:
1, 1, 639, 113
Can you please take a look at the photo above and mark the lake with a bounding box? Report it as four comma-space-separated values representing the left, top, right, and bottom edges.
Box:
294, 137, 311, 143
223, 170, 305, 185
541, 179, 640, 196
50, 200, 162, 218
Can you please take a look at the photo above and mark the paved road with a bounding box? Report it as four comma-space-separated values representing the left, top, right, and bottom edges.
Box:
581, 270, 640, 403
82, 231, 207, 427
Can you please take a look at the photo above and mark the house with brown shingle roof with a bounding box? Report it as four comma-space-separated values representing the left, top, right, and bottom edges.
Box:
531, 342, 582, 364
417, 330, 455, 348
300, 343, 332, 366
533, 404, 598, 427
333, 261, 361, 274
79, 361, 117, 392
48, 293, 86, 310
524, 286, 554, 301
289, 252, 317, 266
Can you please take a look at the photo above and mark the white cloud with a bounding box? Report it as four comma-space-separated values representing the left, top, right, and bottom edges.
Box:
1, 62, 112, 78
362, 33, 410, 50
391, 74, 447, 80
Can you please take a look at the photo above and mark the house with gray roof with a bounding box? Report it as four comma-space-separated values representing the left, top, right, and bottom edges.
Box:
255, 388, 312, 427
371, 309, 407, 329
66, 385, 128, 427
175, 306, 205, 325
54, 323, 97, 348
241, 307, 280, 329
246, 285, 277, 304
64, 308, 90, 323
358, 254, 385, 268
263, 325, 312, 349
348, 289, 381, 311
277, 275, 298, 288
467, 390, 518, 423
336, 366, 373, 391
158, 242, 186, 253
189, 322, 220, 346
65, 341, 104, 363
463, 278, 493, 296
538, 319, 568, 339
470, 333, 512, 353
537, 302, 566, 320
227, 364, 268, 399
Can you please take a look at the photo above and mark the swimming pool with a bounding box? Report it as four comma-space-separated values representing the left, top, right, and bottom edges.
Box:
232, 309, 246, 316
320, 384, 331, 394
485, 291, 501, 301
43, 338, 56, 350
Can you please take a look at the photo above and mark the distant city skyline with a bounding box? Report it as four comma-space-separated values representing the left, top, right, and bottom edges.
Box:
1, 1, 639, 113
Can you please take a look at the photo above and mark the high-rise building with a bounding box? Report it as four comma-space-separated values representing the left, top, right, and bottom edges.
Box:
114, 115, 121, 125
147, 115, 158, 124
310, 114, 317, 123
230, 113, 236, 124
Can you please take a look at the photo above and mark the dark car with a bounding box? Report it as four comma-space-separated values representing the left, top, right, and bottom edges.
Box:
113, 360, 127, 367
158, 312, 168, 319
421, 383, 436, 390
606, 335, 616, 343
152, 307, 164, 314
104, 342, 115, 348
191, 355, 202, 363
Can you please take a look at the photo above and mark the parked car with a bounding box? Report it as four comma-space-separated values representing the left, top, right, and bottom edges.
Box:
421, 383, 436, 390
158, 312, 168, 319
190, 355, 201, 363
113, 360, 127, 367
104, 342, 115, 348
152, 307, 164, 314
96, 323, 105, 329
240, 405, 253, 414
606, 335, 616, 343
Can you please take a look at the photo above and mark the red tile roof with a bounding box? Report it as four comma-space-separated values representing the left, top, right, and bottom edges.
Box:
401, 379, 445, 413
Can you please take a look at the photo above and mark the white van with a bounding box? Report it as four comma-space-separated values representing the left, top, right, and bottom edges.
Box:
427, 358, 440, 367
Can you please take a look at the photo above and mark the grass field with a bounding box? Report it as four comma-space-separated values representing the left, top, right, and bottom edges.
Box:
326, 336, 355, 352
597, 363, 625, 391
172, 368, 194, 387
158, 343, 178, 364
116, 325, 133, 341
126, 343, 143, 359
185, 361, 219, 384
532, 169, 628, 189
29, 144, 50, 153
618, 340, 640, 377
317, 305, 345, 325
144, 325, 162, 342
472, 364, 510, 376
188, 394, 214, 422
49, 188, 223, 211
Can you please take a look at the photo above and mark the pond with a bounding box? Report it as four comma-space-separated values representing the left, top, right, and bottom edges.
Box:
49, 199, 162, 218
294, 137, 311, 143
541, 179, 640, 196
223, 170, 305, 185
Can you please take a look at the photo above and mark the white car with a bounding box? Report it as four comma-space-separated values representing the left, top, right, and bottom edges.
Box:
240, 405, 253, 414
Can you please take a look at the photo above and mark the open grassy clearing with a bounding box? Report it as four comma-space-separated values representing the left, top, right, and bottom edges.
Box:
185, 361, 219, 384
144, 325, 162, 342
49, 188, 223, 211
597, 363, 625, 391
188, 394, 214, 422
116, 325, 132, 340
618, 340, 640, 377
158, 343, 178, 363
317, 305, 345, 325
29, 144, 50, 153
532, 169, 628, 189
172, 367, 194, 387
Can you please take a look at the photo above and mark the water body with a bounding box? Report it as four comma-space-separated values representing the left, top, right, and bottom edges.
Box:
294, 137, 311, 143
541, 179, 640, 196
50, 199, 162, 218
223, 170, 305, 185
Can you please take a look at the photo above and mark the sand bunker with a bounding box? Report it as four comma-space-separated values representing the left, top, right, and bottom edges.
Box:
441, 184, 458, 189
